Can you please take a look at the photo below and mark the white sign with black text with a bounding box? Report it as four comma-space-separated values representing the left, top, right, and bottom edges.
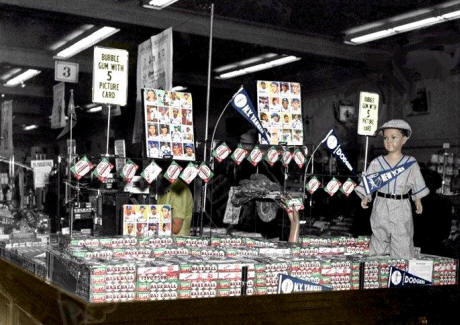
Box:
92, 47, 129, 106
358, 91, 379, 136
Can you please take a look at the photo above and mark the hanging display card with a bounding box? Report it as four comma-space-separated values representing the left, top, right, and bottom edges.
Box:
256, 80, 303, 145
143, 88, 195, 161
123, 204, 172, 237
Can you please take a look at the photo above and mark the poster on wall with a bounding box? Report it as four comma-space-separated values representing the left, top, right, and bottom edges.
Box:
132, 28, 173, 144
143, 88, 195, 161
123, 204, 172, 237
256, 80, 303, 145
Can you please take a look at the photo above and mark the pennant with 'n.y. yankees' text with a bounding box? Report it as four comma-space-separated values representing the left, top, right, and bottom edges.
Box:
362, 160, 416, 195
231, 87, 270, 144
321, 129, 357, 176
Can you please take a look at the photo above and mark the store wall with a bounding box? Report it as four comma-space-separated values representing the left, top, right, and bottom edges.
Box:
302, 73, 460, 170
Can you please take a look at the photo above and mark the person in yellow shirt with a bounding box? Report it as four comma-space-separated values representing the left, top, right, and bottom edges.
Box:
157, 177, 193, 236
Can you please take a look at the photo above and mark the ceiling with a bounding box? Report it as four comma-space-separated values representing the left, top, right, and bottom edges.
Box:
1, 0, 460, 147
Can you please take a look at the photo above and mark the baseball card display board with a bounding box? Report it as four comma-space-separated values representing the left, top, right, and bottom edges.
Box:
123, 204, 172, 237
256, 80, 303, 145
143, 88, 195, 161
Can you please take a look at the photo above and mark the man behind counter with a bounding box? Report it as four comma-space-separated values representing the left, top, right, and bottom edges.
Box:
156, 176, 193, 236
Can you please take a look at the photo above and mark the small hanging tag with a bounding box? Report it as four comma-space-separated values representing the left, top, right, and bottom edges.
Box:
293, 149, 306, 168
340, 178, 357, 197
247, 145, 264, 166
305, 176, 321, 194
70, 156, 93, 180
92, 158, 114, 182
324, 177, 342, 197
198, 163, 214, 183
264, 146, 280, 166
163, 161, 183, 183
141, 160, 162, 184
180, 162, 198, 184
120, 159, 139, 183
212, 142, 231, 162
231, 145, 248, 165
281, 150, 293, 167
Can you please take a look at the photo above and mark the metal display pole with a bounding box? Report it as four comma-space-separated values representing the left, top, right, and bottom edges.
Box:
68, 90, 74, 237
200, 3, 214, 237
363, 135, 369, 172
106, 104, 112, 156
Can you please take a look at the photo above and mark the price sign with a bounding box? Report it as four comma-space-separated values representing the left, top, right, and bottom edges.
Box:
357, 91, 379, 136
55, 61, 79, 83
92, 46, 128, 106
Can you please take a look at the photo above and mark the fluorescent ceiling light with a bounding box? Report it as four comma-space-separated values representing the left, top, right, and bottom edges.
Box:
393, 17, 441, 32
49, 24, 94, 51
23, 124, 38, 131
0, 68, 22, 81
216, 55, 301, 80
4, 69, 41, 87
345, 2, 460, 45
142, 0, 179, 10
87, 105, 103, 113
55, 26, 120, 59
214, 53, 278, 73
171, 85, 187, 92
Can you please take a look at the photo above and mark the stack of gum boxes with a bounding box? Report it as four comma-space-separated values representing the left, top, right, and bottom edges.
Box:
136, 261, 179, 301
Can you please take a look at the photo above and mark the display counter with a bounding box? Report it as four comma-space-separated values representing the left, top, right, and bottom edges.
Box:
1, 257, 460, 325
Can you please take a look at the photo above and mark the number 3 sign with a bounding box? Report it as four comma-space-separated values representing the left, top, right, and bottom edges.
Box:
55, 61, 79, 83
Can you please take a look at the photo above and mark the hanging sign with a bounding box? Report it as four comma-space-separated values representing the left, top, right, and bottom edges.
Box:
55, 60, 79, 83
30, 159, 54, 189
92, 46, 129, 106
357, 91, 379, 136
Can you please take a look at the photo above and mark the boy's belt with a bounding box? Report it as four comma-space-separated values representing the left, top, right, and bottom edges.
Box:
377, 192, 409, 200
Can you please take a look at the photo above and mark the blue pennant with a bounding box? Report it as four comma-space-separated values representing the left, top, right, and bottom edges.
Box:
278, 274, 332, 294
231, 87, 270, 144
321, 129, 357, 176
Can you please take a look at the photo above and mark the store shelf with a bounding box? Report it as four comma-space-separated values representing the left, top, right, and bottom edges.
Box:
1, 257, 460, 325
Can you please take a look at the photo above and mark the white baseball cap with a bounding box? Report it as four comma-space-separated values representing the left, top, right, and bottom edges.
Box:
378, 119, 412, 138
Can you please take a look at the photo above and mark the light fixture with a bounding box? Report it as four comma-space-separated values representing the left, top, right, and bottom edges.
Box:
85, 104, 103, 113
345, 1, 460, 45
23, 124, 38, 131
215, 54, 301, 79
49, 24, 95, 51
55, 26, 120, 59
0, 68, 22, 82
141, 0, 179, 10
4, 69, 41, 87
171, 85, 187, 92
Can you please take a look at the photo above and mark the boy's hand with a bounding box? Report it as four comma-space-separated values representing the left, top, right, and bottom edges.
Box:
415, 199, 423, 214
361, 197, 370, 209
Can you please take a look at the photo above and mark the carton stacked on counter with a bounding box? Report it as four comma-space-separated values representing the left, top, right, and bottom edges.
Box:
362, 257, 408, 289
419, 254, 457, 286
320, 258, 353, 291
297, 236, 371, 257
136, 260, 179, 301
252, 257, 291, 295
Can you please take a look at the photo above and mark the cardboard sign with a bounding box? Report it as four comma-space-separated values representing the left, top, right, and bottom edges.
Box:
55, 60, 79, 83
92, 46, 129, 106
30, 159, 54, 189
358, 91, 379, 136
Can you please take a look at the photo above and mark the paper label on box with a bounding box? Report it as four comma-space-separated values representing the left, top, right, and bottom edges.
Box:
71, 156, 93, 180
198, 163, 214, 183
408, 259, 433, 282
306, 176, 321, 194
340, 178, 356, 197
120, 159, 139, 183
247, 146, 263, 166
324, 177, 341, 196
265, 146, 280, 166
180, 162, 198, 184
281, 150, 293, 167
293, 149, 305, 168
141, 161, 162, 184
212, 142, 231, 162
164, 161, 183, 183
231, 145, 248, 165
